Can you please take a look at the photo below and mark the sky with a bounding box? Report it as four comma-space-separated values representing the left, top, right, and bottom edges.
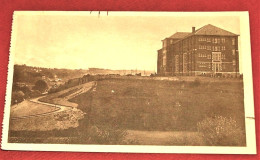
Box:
13, 12, 241, 71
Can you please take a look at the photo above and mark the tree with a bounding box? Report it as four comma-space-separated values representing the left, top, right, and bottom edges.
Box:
33, 80, 48, 93
11, 91, 25, 105
20, 86, 32, 98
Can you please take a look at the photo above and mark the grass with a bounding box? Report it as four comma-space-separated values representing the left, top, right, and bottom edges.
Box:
10, 100, 59, 118
9, 108, 85, 131
38, 82, 94, 108
125, 130, 205, 145
57, 88, 79, 98
70, 78, 245, 132
9, 77, 246, 146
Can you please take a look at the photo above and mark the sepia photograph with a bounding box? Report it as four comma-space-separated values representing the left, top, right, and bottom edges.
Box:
1, 11, 256, 154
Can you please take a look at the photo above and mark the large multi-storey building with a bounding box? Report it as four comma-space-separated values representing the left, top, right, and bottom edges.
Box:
157, 24, 239, 76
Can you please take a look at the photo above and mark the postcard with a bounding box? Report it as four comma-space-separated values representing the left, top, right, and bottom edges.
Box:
1, 11, 256, 154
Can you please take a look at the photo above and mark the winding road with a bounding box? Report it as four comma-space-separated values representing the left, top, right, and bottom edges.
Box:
11, 81, 95, 120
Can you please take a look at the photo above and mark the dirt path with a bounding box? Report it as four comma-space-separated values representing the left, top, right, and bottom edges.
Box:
11, 81, 95, 120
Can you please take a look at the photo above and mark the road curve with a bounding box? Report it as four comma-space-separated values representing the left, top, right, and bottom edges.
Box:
11, 81, 96, 120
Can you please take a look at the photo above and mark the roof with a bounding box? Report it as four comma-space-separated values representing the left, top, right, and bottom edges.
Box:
168, 32, 191, 39
161, 24, 238, 44
194, 24, 238, 36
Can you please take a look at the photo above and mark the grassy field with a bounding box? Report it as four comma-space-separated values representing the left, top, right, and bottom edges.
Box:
71, 78, 245, 132
9, 108, 85, 132
9, 77, 246, 146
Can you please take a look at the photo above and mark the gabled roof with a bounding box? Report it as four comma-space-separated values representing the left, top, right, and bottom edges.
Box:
162, 24, 238, 44
168, 32, 191, 39
194, 24, 238, 36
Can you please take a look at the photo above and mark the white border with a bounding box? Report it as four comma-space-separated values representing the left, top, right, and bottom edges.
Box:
1, 11, 256, 154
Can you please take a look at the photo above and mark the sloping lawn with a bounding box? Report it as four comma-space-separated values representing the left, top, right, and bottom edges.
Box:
70, 78, 245, 132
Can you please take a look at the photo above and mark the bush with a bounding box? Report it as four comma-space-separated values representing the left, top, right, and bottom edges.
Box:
197, 115, 245, 146
20, 86, 32, 98
33, 80, 48, 93
11, 91, 25, 104
87, 125, 127, 144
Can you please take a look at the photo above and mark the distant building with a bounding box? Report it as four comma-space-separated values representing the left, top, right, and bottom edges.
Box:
157, 24, 239, 77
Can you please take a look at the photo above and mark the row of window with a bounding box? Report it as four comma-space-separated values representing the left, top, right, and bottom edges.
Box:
164, 37, 236, 47
198, 38, 226, 43
198, 37, 236, 45
198, 62, 236, 68
175, 62, 236, 71
198, 63, 226, 70
198, 53, 226, 60
198, 63, 211, 68
199, 45, 226, 51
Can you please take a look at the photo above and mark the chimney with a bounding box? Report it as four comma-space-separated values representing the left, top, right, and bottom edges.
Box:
192, 27, 195, 33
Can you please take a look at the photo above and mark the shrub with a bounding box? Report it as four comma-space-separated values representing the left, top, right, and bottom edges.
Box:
197, 115, 245, 146
33, 80, 48, 93
11, 91, 25, 104
20, 86, 32, 98
88, 125, 127, 144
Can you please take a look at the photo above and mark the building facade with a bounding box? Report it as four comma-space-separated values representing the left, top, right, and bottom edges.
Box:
157, 24, 239, 77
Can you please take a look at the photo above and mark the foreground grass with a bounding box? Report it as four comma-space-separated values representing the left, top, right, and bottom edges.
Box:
71, 78, 245, 132
9, 77, 246, 146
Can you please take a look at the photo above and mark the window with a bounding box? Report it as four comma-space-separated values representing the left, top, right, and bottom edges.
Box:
232, 49, 235, 55
217, 38, 220, 43
212, 52, 221, 61
162, 53, 166, 66
232, 38, 235, 45
207, 38, 211, 42
221, 38, 225, 43
212, 46, 221, 51
199, 45, 207, 50
199, 38, 207, 41
233, 60, 236, 65
222, 46, 226, 50
221, 54, 225, 59
214, 38, 218, 43
207, 46, 211, 50
207, 54, 211, 59
199, 62, 207, 68
175, 56, 179, 72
